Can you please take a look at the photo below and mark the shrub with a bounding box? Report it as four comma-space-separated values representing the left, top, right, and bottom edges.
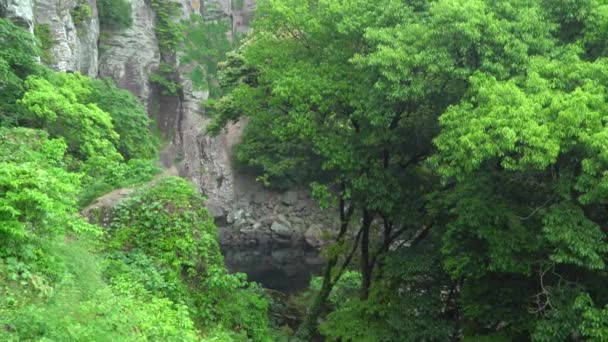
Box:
106, 177, 272, 340
0, 19, 40, 122
87, 78, 159, 160
33, 24, 54, 63
97, 0, 133, 30
71, 2, 93, 26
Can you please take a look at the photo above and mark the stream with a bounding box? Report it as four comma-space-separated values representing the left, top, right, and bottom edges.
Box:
222, 245, 324, 293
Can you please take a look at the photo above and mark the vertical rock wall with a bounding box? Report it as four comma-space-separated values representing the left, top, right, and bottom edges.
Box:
0, 0, 34, 32
98, 0, 159, 106
34, 0, 99, 77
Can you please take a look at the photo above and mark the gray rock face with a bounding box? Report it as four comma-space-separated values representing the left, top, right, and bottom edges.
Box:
304, 225, 324, 248
34, 0, 99, 77
271, 221, 292, 238
0, 0, 34, 32
98, 0, 159, 106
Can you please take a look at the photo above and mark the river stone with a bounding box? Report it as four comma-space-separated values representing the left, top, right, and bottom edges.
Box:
227, 209, 245, 224
271, 221, 292, 238
275, 214, 290, 226
304, 224, 324, 248
281, 191, 298, 206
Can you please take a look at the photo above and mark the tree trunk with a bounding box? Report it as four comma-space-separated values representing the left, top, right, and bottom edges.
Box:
294, 257, 337, 341
295, 193, 354, 341
360, 210, 372, 300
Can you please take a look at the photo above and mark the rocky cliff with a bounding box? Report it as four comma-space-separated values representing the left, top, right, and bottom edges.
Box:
1, 0, 333, 248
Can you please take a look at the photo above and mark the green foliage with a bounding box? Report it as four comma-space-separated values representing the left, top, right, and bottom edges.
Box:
0, 19, 40, 123
181, 14, 232, 96
106, 177, 271, 340
87, 78, 159, 160
19, 72, 121, 161
320, 237, 456, 341
0, 128, 94, 263
575, 293, 608, 341
150, 61, 182, 95
97, 0, 133, 30
33, 24, 54, 64
0, 19, 270, 342
71, 2, 93, 26
15, 70, 159, 206
310, 271, 360, 308
0, 237, 200, 341
149, 0, 183, 53
107, 177, 222, 272
211, 0, 608, 340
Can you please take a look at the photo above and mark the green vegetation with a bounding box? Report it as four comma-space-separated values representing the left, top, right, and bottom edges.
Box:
181, 14, 232, 97
106, 177, 271, 340
0, 18, 271, 341
150, 61, 182, 95
210, 0, 608, 340
71, 2, 92, 26
97, 0, 133, 30
33, 24, 54, 64
10, 0, 608, 340
149, 0, 183, 53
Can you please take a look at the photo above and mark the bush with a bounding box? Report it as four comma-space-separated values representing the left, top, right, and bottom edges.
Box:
0, 238, 200, 342
71, 2, 93, 26
106, 177, 272, 340
87, 78, 159, 160
34, 24, 54, 64
0, 19, 40, 123
97, 0, 133, 30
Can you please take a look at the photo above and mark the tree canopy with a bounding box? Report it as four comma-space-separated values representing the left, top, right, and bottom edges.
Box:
210, 0, 608, 340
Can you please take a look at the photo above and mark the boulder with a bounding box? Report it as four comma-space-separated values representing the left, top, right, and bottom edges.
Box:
281, 191, 298, 206
304, 224, 324, 248
271, 221, 292, 238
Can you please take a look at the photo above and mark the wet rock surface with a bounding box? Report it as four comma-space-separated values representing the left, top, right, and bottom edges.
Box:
222, 244, 324, 293
217, 185, 337, 247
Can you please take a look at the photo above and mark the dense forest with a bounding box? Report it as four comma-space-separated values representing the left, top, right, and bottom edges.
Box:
3, 0, 608, 341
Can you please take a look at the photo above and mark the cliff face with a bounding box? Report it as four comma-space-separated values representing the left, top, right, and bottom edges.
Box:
33, 0, 99, 76
98, 0, 159, 103
1, 0, 334, 248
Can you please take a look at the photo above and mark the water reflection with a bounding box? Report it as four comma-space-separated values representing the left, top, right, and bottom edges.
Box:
221, 245, 324, 293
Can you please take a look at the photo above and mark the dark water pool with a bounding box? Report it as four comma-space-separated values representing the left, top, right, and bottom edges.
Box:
221, 245, 324, 293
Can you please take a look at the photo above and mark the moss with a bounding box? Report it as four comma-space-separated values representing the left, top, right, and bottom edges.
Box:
149, 0, 183, 54
232, 0, 245, 11
98, 0, 133, 30
33, 24, 54, 63
71, 2, 92, 26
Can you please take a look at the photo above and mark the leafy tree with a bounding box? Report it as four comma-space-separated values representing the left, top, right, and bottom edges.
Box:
210, 0, 608, 340
0, 128, 93, 260
19, 72, 121, 161
87, 78, 158, 160
0, 19, 40, 124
